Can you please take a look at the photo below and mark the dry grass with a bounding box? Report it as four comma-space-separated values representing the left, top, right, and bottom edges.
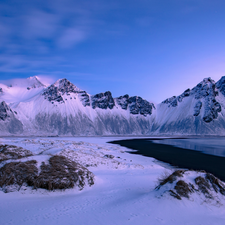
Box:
34, 155, 94, 191
206, 173, 225, 195
156, 170, 225, 201
0, 145, 33, 162
195, 176, 211, 197
0, 160, 38, 192
0, 155, 94, 193
175, 180, 193, 199
156, 170, 185, 188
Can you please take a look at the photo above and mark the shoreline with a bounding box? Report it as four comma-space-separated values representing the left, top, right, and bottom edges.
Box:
109, 138, 225, 182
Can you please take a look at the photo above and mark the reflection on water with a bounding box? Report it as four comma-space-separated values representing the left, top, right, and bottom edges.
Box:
152, 138, 225, 157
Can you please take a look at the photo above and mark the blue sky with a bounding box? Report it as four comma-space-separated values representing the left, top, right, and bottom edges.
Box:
0, 0, 225, 103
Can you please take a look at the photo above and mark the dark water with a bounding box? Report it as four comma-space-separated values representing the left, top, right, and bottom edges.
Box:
109, 138, 225, 182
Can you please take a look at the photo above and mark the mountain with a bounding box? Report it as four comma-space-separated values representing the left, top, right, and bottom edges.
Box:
151, 77, 225, 134
0, 77, 155, 135
1, 76, 225, 136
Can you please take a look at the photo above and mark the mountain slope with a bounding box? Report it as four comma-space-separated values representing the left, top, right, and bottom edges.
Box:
151, 77, 225, 134
0, 77, 154, 135
1, 76, 225, 135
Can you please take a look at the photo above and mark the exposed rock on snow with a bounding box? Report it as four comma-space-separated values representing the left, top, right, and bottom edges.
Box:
42, 78, 83, 103
2, 76, 225, 135
91, 91, 115, 109
156, 170, 225, 204
116, 95, 155, 116
0, 101, 13, 121
0, 101, 23, 134
78, 91, 90, 107
127, 96, 155, 116
193, 101, 202, 116
161, 78, 222, 122
216, 76, 225, 96
162, 96, 177, 107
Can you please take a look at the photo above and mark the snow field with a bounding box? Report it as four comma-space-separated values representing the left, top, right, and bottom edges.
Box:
0, 137, 225, 225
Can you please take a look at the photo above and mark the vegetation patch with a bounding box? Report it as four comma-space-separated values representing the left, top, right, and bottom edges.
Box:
0, 155, 94, 193
34, 155, 94, 190
156, 169, 185, 188
0, 145, 33, 162
0, 160, 38, 192
174, 180, 193, 198
156, 170, 225, 202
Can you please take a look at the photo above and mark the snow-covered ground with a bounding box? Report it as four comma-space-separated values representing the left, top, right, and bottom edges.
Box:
0, 137, 225, 225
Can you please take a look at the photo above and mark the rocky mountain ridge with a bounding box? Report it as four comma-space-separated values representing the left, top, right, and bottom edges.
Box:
1, 76, 225, 135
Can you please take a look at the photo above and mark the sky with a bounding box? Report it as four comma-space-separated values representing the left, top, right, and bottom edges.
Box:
0, 0, 225, 103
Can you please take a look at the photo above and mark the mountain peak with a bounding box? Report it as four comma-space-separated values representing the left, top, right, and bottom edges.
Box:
26, 76, 45, 89
53, 78, 82, 93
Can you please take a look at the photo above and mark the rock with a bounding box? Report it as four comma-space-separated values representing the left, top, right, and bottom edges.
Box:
216, 76, 225, 97
78, 91, 90, 107
203, 98, 221, 123
177, 89, 191, 102
162, 96, 177, 107
0, 101, 13, 121
91, 91, 115, 109
42, 78, 82, 103
116, 94, 129, 110
193, 101, 202, 116
116, 95, 155, 116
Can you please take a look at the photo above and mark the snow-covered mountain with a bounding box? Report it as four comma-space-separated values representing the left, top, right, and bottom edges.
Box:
151, 77, 225, 134
1, 76, 225, 135
0, 76, 155, 135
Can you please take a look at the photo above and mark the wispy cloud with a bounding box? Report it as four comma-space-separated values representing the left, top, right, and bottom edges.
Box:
57, 27, 88, 48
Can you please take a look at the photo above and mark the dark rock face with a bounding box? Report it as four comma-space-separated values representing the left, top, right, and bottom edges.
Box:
128, 96, 154, 116
0, 88, 3, 93
78, 91, 90, 107
216, 76, 225, 97
177, 89, 190, 102
91, 91, 115, 109
0, 101, 23, 134
54, 79, 80, 95
193, 101, 202, 116
163, 89, 191, 107
116, 94, 129, 110
42, 78, 90, 106
192, 78, 221, 123
203, 98, 221, 123
116, 95, 155, 116
162, 96, 177, 107
43, 85, 64, 103
0, 101, 12, 121
191, 78, 218, 99
161, 78, 222, 123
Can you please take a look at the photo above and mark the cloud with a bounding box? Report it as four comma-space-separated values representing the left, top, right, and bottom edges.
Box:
57, 27, 87, 48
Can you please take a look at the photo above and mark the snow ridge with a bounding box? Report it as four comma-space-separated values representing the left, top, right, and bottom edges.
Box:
1, 76, 225, 135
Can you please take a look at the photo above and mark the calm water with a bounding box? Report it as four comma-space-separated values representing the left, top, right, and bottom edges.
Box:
152, 138, 225, 157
